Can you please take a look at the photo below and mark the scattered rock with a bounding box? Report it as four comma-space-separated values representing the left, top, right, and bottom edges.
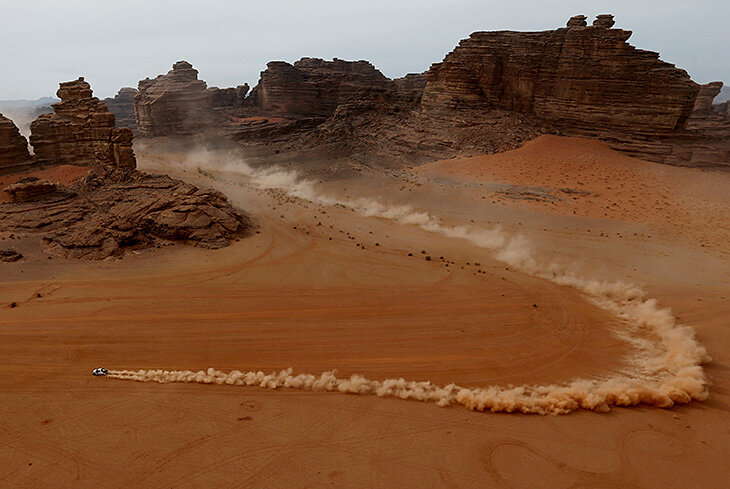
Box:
0, 249, 23, 262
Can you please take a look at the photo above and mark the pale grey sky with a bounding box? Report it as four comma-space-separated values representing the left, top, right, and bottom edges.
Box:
1, 0, 728, 100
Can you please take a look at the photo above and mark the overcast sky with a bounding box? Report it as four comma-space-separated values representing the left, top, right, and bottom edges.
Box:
1, 0, 728, 100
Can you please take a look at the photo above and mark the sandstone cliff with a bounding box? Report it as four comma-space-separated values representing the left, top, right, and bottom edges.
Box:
30, 78, 136, 169
0, 114, 31, 170
135, 61, 217, 137
422, 15, 698, 135
104, 87, 138, 132
249, 58, 393, 118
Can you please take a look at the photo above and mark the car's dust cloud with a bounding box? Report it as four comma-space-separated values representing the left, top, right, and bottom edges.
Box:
105, 148, 710, 414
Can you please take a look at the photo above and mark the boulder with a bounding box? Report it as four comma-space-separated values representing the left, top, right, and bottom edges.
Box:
592, 14, 616, 28
3, 177, 57, 202
29, 78, 136, 170
0, 113, 31, 170
566, 15, 587, 27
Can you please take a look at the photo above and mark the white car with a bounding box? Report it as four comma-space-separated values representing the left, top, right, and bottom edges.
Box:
92, 367, 108, 376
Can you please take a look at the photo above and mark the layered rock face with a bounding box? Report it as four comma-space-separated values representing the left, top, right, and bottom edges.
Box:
249, 58, 393, 117
210, 84, 249, 107
3, 177, 57, 202
135, 61, 217, 137
693, 82, 723, 114
422, 15, 699, 135
30, 78, 136, 169
0, 114, 31, 170
104, 87, 138, 132
0, 171, 251, 259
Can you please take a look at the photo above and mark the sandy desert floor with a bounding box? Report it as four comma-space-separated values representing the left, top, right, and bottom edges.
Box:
1, 137, 729, 488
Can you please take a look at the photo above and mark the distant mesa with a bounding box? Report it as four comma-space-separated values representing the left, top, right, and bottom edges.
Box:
1, 77, 252, 260
249, 58, 393, 118
134, 60, 250, 138
104, 87, 138, 132
6, 14, 727, 170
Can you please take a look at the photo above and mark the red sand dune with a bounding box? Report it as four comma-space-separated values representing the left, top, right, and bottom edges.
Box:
420, 135, 730, 252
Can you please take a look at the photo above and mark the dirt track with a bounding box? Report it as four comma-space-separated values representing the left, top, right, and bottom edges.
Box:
1, 138, 729, 488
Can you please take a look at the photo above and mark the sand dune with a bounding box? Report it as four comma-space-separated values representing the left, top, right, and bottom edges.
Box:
420, 135, 730, 252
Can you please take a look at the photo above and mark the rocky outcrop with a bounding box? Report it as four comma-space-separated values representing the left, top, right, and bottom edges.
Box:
3, 177, 57, 202
693, 82, 723, 114
0, 114, 31, 170
0, 170, 252, 259
104, 87, 138, 132
30, 78, 136, 169
135, 61, 218, 137
422, 15, 699, 135
249, 58, 393, 118
0, 249, 23, 262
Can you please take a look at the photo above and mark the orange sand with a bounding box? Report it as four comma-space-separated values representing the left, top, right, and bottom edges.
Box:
0, 144, 728, 488
420, 135, 730, 252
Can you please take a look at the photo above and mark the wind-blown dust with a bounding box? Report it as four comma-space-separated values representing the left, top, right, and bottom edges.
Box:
106, 148, 710, 414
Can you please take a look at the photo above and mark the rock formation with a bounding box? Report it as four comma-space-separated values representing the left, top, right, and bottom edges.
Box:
693, 82, 724, 114
422, 14, 699, 135
30, 78, 136, 169
3, 177, 57, 202
249, 58, 393, 118
0, 170, 252, 259
1, 77, 251, 259
135, 61, 218, 137
104, 87, 138, 132
0, 114, 31, 170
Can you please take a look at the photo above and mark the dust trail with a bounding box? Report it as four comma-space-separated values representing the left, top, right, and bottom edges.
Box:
107, 148, 711, 414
